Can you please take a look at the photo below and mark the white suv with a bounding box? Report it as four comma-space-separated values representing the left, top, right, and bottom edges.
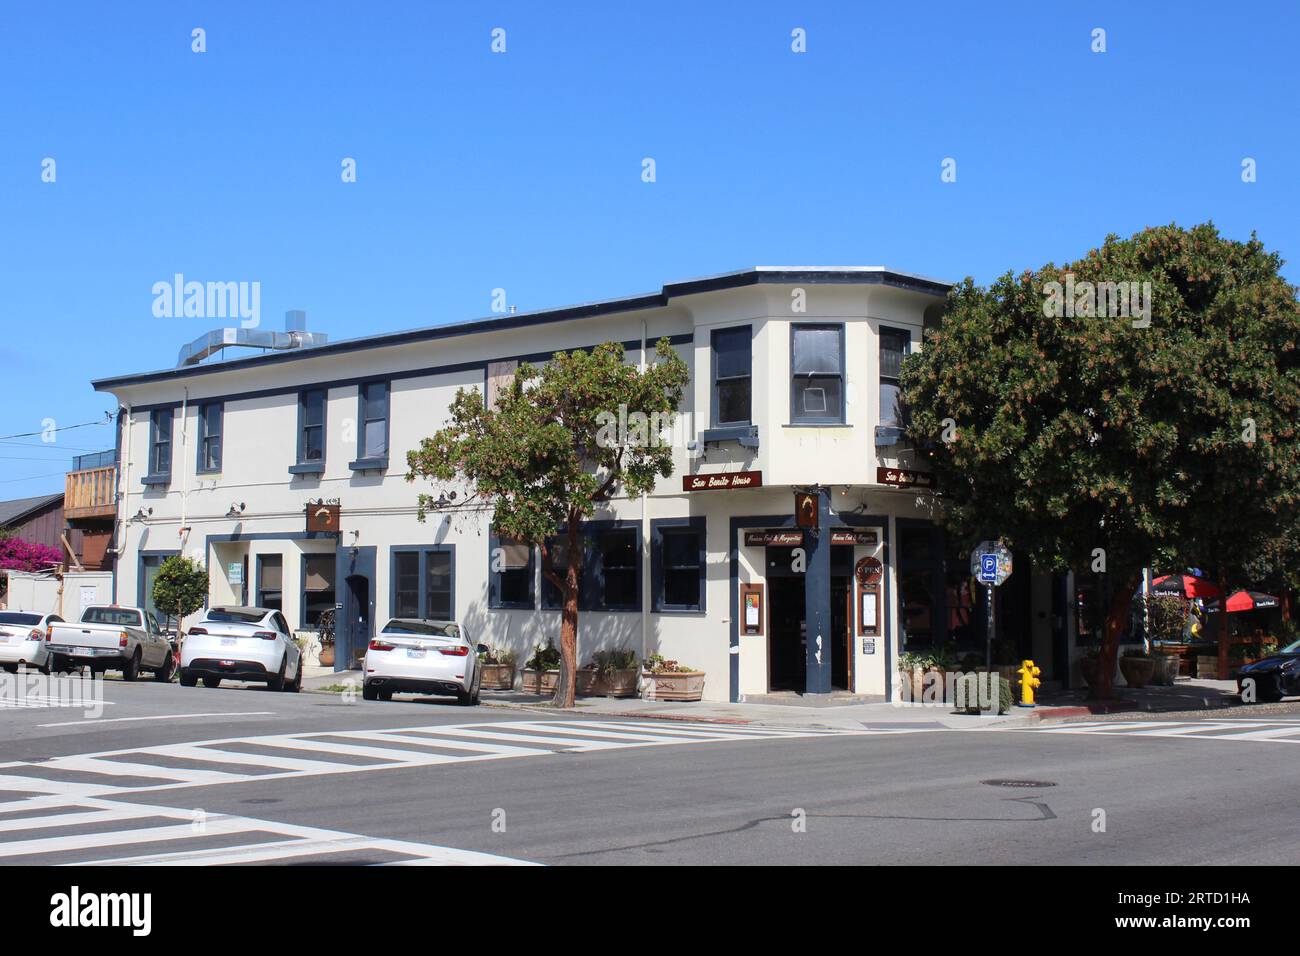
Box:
180, 607, 303, 691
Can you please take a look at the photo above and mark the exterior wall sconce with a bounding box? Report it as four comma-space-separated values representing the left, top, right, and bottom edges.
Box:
225, 502, 246, 519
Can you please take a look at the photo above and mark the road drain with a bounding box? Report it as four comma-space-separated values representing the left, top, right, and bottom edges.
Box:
981, 779, 1056, 789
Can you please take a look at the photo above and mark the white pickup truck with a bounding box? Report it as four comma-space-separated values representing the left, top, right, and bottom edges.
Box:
46, 605, 176, 681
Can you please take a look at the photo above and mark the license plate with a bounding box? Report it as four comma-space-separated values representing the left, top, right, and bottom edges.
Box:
220, 637, 237, 646
406, 648, 426, 659
74, 647, 93, 656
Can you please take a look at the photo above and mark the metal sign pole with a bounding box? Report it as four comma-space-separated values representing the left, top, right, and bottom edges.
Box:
985, 583, 995, 669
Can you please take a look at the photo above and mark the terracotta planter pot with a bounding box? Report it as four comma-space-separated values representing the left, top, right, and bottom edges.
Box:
602, 668, 639, 698
641, 670, 706, 702
1119, 656, 1155, 689
576, 668, 601, 696
318, 645, 335, 668
522, 669, 560, 695
898, 667, 945, 702
479, 663, 515, 690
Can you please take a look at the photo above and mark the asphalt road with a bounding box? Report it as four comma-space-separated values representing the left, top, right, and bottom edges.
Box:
2, 677, 1297, 865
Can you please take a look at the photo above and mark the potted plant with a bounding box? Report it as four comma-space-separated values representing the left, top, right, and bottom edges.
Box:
522, 641, 561, 695
1119, 649, 1155, 688
1141, 593, 1188, 684
1077, 647, 1103, 692
317, 608, 336, 669
594, 648, 639, 697
477, 646, 517, 690
898, 650, 944, 702
641, 653, 705, 701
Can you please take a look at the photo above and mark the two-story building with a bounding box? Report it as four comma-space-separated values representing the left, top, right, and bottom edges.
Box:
91, 266, 1066, 702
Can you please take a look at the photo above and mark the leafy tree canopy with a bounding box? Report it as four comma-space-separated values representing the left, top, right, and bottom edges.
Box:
902, 222, 1300, 691
406, 338, 690, 706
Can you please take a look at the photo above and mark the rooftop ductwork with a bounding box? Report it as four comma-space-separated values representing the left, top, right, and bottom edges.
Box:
177, 311, 328, 367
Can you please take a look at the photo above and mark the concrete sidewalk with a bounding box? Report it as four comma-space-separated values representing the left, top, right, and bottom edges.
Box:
302, 667, 1041, 731
302, 668, 1255, 732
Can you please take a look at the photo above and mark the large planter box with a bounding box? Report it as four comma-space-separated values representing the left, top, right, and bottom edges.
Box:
898, 667, 946, 702
576, 668, 601, 696
602, 668, 639, 698
641, 670, 706, 702
1150, 652, 1180, 685
1119, 656, 1155, 689
522, 669, 559, 695
479, 663, 516, 690
1196, 656, 1223, 680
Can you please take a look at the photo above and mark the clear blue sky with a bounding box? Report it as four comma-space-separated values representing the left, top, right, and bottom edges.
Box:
2, 1, 1296, 498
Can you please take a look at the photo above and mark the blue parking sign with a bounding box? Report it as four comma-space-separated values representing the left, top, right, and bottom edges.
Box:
979, 553, 998, 583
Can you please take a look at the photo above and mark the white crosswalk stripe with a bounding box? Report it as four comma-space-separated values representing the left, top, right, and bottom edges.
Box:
1013, 717, 1300, 744
0, 719, 857, 799
0, 794, 534, 866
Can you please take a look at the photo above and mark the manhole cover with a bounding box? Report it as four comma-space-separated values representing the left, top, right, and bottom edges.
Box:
980, 779, 1056, 789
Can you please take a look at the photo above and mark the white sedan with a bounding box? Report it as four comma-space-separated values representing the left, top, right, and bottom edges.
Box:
363, 619, 481, 705
0, 611, 62, 673
179, 606, 303, 691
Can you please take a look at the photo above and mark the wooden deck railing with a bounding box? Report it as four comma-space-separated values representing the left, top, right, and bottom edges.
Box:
65, 466, 117, 519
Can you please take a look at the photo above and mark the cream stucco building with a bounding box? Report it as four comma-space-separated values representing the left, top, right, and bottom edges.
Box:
93, 267, 1067, 702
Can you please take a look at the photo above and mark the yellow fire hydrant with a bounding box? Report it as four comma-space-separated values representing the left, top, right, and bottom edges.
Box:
1018, 659, 1042, 707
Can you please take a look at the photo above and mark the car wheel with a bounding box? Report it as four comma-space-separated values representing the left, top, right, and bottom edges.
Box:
471, 669, 481, 704
362, 682, 379, 701
456, 685, 474, 706
179, 670, 197, 687
266, 657, 286, 692
202, 676, 222, 688
379, 690, 393, 701
122, 650, 141, 682
37, 657, 51, 676
154, 652, 176, 682
1, 664, 16, 674
286, 656, 302, 693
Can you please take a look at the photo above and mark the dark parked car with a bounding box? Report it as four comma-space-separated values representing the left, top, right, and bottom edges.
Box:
1237, 639, 1300, 702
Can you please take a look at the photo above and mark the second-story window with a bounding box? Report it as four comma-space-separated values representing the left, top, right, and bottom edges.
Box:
711, 326, 751, 426
879, 329, 910, 428
149, 408, 173, 477
298, 389, 326, 463
359, 381, 389, 461
790, 324, 844, 424
197, 402, 223, 473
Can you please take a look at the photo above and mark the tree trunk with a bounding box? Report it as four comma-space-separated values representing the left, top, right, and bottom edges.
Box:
553, 519, 581, 709
1217, 569, 1230, 680
1095, 572, 1141, 699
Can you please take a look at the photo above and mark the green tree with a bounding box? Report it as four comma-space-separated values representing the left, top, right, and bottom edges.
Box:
406, 339, 690, 707
902, 223, 1300, 696
152, 556, 209, 636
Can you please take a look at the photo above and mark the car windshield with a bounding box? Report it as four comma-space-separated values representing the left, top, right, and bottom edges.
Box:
0, 612, 42, 626
81, 607, 143, 627
205, 608, 267, 624
1280, 639, 1300, 654
383, 619, 460, 639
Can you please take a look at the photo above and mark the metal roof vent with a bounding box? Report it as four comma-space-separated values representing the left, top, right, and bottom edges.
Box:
177, 310, 328, 367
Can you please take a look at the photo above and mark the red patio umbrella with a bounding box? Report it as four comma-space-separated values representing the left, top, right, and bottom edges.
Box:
1151, 574, 1221, 599
1207, 590, 1279, 613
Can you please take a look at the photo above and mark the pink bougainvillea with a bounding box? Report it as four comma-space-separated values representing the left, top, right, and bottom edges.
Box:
0, 537, 63, 572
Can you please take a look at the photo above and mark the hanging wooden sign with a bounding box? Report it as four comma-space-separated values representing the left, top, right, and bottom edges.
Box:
744, 530, 804, 547
682, 470, 763, 492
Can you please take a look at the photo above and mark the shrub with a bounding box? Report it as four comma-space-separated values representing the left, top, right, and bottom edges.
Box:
525, 641, 561, 670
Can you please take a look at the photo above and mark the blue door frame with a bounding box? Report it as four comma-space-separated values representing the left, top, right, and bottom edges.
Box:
335, 545, 376, 672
